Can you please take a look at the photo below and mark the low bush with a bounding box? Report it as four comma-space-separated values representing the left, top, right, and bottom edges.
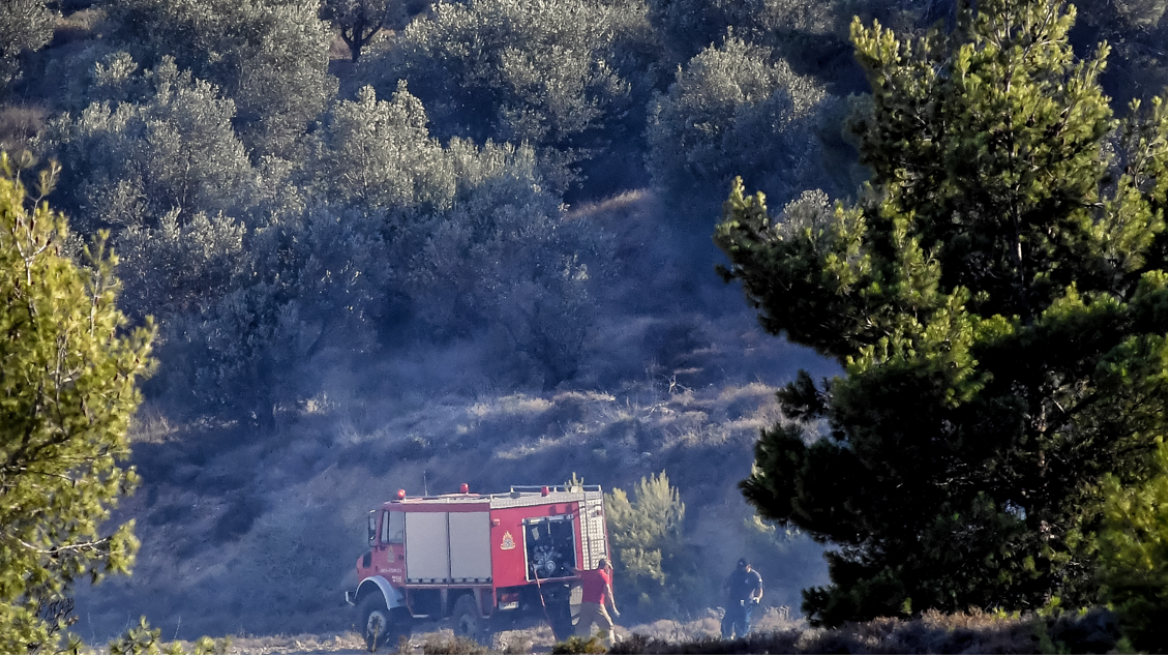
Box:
552, 635, 607, 654
1098, 442, 1168, 653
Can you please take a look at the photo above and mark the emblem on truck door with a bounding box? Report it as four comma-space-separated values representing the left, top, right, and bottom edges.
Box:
501, 531, 515, 550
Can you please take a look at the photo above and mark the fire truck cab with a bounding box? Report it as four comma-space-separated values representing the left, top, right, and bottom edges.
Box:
345, 484, 609, 649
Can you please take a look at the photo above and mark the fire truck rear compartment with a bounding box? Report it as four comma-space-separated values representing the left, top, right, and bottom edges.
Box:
523, 515, 576, 580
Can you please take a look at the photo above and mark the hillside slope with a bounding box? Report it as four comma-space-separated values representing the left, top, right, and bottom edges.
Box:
71, 190, 832, 642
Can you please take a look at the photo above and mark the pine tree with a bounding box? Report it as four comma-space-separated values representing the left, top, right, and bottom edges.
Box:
0, 153, 154, 653
715, 0, 1168, 624
1099, 443, 1168, 652
605, 472, 697, 616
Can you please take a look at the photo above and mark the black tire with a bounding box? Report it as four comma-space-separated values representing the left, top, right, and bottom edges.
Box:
452, 593, 485, 642
548, 597, 574, 642
358, 592, 392, 652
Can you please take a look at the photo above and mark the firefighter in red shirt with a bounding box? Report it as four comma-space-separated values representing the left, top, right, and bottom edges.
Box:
570, 558, 620, 647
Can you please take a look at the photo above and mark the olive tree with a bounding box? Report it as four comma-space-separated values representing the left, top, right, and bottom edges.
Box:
0, 0, 56, 92
646, 37, 831, 211
35, 56, 257, 235
320, 0, 402, 62
378, 0, 653, 189
107, 0, 337, 157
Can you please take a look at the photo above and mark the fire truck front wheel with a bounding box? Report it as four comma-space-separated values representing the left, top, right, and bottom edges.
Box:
358, 592, 396, 651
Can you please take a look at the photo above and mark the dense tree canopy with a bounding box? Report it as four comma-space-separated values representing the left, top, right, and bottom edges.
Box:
375, 0, 658, 190
0, 154, 154, 652
646, 37, 831, 210
107, 0, 337, 157
716, 0, 1168, 625
0, 0, 56, 93
36, 56, 258, 236
646, 0, 832, 67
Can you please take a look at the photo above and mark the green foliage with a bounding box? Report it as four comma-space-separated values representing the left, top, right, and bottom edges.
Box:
552, 635, 607, 654
0, 0, 57, 92
715, 0, 1168, 625
604, 472, 699, 617
107, 0, 337, 157
152, 82, 610, 418
1099, 442, 1168, 652
115, 209, 249, 321
645, 0, 834, 67
646, 37, 830, 209
315, 83, 608, 384
314, 83, 453, 210
35, 55, 258, 235
193, 635, 232, 655
0, 153, 154, 653
377, 0, 655, 187
107, 616, 177, 655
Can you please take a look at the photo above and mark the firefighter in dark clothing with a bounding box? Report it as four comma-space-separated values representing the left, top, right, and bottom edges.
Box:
721, 558, 763, 638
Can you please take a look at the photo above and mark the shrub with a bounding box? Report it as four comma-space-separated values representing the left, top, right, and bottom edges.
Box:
0, 0, 56, 91
106, 0, 336, 157
552, 635, 607, 654
645, 37, 831, 213
605, 472, 700, 618
1098, 442, 1168, 653
374, 0, 655, 189
645, 0, 833, 66
107, 616, 232, 655
34, 55, 257, 235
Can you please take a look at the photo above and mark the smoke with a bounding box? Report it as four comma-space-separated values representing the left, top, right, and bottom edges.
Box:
66, 189, 835, 642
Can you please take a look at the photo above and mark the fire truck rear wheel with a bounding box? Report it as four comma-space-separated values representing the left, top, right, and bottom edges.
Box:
358, 593, 393, 651
548, 597, 574, 642
452, 594, 483, 641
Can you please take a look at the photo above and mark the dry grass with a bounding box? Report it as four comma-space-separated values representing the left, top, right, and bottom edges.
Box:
52, 9, 105, 47
328, 33, 354, 61
158, 632, 365, 654
607, 608, 1120, 655
83, 608, 1118, 654
128, 403, 179, 444
76, 276, 821, 643
58, 9, 105, 32
564, 189, 653, 222
0, 104, 48, 153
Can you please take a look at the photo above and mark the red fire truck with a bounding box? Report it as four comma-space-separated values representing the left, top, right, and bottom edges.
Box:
345, 484, 610, 649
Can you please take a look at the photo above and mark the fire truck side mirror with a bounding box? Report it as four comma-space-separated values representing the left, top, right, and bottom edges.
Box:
368, 511, 377, 544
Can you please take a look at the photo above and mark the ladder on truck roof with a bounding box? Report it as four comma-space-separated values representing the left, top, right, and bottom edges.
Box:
508, 484, 603, 494
579, 494, 607, 570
